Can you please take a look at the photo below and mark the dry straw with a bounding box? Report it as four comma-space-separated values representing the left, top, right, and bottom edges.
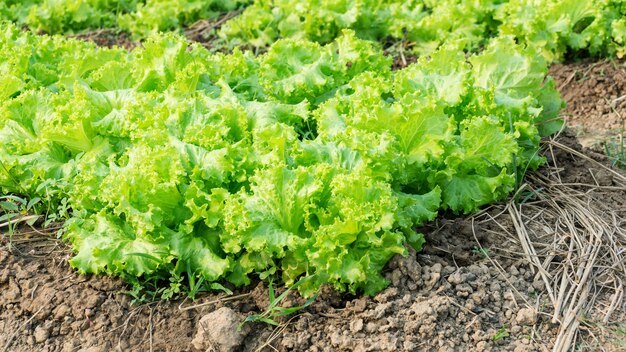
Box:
473, 136, 625, 351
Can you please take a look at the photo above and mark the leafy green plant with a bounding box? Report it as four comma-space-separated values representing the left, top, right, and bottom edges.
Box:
0, 23, 561, 297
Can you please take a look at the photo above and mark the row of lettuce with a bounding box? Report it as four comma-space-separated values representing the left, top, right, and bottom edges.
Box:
0, 22, 561, 295
3, 0, 626, 60
0, 0, 250, 38
222, 0, 626, 60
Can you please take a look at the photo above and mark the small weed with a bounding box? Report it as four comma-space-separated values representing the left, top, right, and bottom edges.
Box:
184, 263, 233, 300
0, 195, 43, 248
384, 39, 417, 69
613, 323, 626, 347
493, 326, 509, 342
123, 268, 235, 305
0, 195, 41, 226
43, 197, 70, 230
577, 320, 626, 350
603, 132, 625, 170
124, 276, 166, 304
515, 187, 543, 205
472, 246, 491, 258
240, 277, 318, 328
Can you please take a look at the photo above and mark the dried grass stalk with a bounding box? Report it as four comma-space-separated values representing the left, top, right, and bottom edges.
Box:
473, 137, 625, 351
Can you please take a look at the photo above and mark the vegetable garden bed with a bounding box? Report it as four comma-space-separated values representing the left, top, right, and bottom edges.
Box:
1, 64, 624, 352
1, 1, 626, 351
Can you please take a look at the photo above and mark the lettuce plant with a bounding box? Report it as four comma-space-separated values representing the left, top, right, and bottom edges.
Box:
0, 24, 562, 296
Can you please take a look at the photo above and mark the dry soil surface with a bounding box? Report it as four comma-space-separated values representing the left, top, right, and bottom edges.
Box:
550, 60, 626, 149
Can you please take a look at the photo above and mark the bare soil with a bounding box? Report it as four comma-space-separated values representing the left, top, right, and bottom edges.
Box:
0, 217, 555, 352
1, 45, 626, 351
550, 60, 626, 148
70, 29, 137, 51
